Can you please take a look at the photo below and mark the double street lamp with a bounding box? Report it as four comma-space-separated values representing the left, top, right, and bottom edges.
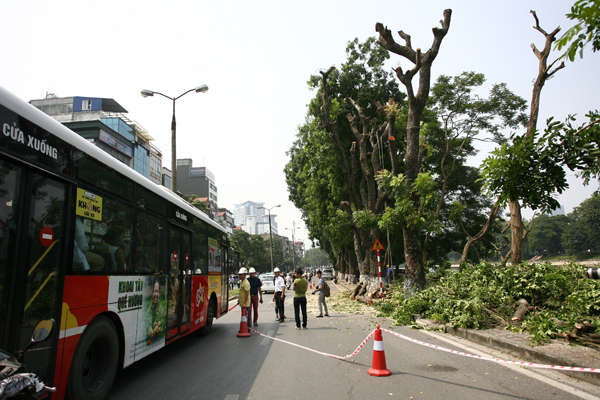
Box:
258, 205, 280, 272
141, 84, 209, 193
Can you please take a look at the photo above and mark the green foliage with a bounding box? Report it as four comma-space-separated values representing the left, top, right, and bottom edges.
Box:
230, 230, 271, 273
527, 214, 570, 255
563, 193, 600, 253
377, 170, 437, 231
376, 261, 600, 343
481, 112, 600, 213
555, 0, 600, 61
481, 132, 567, 213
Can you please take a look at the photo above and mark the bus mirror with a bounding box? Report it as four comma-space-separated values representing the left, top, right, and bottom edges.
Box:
32, 319, 54, 343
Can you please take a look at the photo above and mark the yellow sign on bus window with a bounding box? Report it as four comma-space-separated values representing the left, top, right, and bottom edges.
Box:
76, 188, 103, 221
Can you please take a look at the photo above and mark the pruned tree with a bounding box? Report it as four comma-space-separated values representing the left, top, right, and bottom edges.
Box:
317, 65, 396, 283
375, 9, 452, 296
286, 37, 404, 283
482, 11, 600, 265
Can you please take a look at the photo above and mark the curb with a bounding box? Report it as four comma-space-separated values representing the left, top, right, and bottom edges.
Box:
445, 324, 600, 386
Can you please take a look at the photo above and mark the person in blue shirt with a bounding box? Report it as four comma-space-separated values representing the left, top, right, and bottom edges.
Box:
313, 270, 329, 317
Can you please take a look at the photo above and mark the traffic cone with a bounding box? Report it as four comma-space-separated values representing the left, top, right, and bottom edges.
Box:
237, 307, 251, 338
368, 325, 391, 376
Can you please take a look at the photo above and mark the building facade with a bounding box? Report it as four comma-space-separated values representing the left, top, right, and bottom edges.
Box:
176, 159, 217, 202
30, 94, 162, 185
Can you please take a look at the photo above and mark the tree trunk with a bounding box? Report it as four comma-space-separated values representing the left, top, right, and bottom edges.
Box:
459, 203, 500, 268
509, 200, 523, 265
403, 224, 425, 296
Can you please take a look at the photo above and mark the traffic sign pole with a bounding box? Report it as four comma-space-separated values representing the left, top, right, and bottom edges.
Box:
371, 239, 386, 299
377, 250, 382, 298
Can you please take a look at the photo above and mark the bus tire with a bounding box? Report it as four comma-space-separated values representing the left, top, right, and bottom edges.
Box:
198, 301, 214, 337
67, 316, 119, 400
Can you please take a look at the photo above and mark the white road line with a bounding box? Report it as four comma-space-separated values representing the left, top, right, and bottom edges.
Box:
423, 330, 600, 400
223, 395, 239, 400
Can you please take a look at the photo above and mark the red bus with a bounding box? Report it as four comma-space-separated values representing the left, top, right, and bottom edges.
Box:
0, 86, 232, 399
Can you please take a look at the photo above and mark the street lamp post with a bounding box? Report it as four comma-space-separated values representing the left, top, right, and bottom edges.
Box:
285, 221, 299, 271
141, 84, 208, 193
297, 238, 307, 270
258, 205, 280, 272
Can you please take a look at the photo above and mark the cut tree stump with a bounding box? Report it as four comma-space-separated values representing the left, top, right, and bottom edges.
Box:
350, 282, 363, 300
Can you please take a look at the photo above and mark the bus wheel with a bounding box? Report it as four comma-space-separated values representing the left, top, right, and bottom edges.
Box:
68, 316, 119, 400
198, 301, 214, 337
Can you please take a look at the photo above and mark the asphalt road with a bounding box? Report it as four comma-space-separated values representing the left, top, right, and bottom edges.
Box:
109, 280, 600, 400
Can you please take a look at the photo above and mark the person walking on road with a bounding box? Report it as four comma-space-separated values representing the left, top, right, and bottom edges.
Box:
293, 268, 309, 329
313, 270, 329, 318
238, 268, 251, 327
247, 267, 263, 327
273, 267, 286, 322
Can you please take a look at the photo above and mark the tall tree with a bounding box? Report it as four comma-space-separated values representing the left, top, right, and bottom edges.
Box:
375, 9, 452, 295
426, 72, 527, 265
481, 11, 600, 265
289, 37, 404, 282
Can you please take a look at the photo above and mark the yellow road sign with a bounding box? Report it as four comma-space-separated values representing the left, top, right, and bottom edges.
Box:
371, 239, 385, 251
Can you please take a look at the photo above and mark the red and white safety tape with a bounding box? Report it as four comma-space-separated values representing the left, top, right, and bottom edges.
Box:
380, 328, 600, 374
248, 327, 376, 360
229, 303, 238, 311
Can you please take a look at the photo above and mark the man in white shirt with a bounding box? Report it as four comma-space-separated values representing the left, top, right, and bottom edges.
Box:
273, 268, 286, 322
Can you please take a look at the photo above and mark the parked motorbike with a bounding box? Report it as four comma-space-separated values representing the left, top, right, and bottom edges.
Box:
0, 319, 57, 399
333, 276, 338, 284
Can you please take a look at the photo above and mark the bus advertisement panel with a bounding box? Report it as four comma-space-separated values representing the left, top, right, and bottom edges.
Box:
191, 275, 209, 327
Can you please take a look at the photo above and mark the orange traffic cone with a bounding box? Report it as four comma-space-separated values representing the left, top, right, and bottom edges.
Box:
237, 307, 251, 338
368, 325, 391, 376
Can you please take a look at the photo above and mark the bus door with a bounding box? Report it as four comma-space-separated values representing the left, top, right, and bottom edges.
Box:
220, 244, 229, 315
166, 225, 191, 340
0, 157, 65, 386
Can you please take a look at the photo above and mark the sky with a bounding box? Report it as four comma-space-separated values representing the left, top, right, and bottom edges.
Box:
2, 0, 598, 250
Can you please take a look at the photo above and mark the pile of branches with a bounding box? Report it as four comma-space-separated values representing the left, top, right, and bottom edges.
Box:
374, 261, 600, 344
554, 322, 600, 349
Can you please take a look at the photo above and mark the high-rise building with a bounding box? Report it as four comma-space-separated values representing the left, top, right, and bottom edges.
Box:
233, 201, 278, 235
176, 159, 217, 202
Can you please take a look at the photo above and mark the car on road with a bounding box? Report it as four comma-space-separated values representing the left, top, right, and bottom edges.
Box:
322, 268, 334, 280
259, 273, 276, 293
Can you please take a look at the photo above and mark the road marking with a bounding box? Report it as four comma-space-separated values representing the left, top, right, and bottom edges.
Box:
224, 395, 239, 400
423, 330, 600, 400
261, 330, 274, 346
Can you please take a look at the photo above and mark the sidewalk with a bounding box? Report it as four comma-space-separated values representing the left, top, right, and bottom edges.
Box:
335, 278, 600, 386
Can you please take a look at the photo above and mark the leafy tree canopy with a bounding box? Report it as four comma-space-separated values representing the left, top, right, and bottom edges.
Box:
556, 0, 600, 61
